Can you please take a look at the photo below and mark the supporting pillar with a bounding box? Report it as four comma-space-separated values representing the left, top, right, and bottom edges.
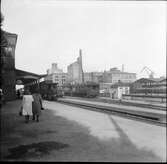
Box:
37, 79, 40, 94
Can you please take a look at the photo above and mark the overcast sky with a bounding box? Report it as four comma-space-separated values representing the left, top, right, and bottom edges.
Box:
2, 0, 166, 78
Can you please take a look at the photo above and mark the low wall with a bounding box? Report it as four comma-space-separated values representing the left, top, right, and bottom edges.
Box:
123, 94, 166, 103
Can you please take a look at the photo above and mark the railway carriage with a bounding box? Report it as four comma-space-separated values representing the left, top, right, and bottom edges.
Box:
29, 81, 63, 101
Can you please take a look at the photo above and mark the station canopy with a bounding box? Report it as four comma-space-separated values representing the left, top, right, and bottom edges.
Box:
15, 69, 46, 85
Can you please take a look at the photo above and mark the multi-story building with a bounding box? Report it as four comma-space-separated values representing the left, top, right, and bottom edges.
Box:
102, 67, 136, 84
67, 49, 84, 84
45, 63, 67, 86
98, 68, 136, 96
84, 72, 103, 83
47, 63, 63, 74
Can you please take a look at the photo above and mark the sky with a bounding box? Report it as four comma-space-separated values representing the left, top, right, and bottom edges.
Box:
1, 0, 167, 79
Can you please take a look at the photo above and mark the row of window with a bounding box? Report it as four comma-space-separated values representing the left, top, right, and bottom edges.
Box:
54, 79, 66, 83
54, 76, 66, 78
113, 74, 135, 78
54, 78, 66, 81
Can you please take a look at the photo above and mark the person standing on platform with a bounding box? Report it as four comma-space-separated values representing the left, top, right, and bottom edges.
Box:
22, 90, 34, 123
32, 89, 43, 122
17, 90, 20, 99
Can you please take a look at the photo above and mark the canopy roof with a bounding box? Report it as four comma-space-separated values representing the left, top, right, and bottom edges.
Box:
133, 78, 155, 84
15, 69, 46, 85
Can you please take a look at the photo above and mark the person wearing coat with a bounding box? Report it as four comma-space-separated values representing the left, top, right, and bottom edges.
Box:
32, 90, 43, 122
22, 90, 34, 123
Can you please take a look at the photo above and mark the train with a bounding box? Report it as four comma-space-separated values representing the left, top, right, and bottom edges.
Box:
28, 81, 63, 101
63, 82, 99, 98
28, 81, 99, 101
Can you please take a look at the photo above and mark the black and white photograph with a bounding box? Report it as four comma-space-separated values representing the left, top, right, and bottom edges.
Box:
0, 0, 166, 162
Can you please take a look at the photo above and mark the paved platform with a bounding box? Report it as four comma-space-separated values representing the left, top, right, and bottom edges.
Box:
1, 100, 166, 162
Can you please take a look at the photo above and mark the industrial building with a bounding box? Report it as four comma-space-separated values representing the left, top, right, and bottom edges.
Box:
67, 49, 84, 84
102, 67, 136, 84
45, 63, 67, 86
84, 72, 103, 83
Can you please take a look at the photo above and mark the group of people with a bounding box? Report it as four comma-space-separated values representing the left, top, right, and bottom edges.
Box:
21, 89, 43, 123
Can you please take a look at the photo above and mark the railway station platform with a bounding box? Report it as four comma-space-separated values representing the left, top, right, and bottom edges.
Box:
1, 100, 166, 162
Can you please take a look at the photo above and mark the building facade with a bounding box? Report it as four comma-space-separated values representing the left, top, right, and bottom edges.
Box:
84, 72, 103, 83
67, 49, 84, 84
102, 67, 136, 84
45, 63, 67, 86
46, 63, 63, 75
109, 82, 130, 99
130, 78, 166, 96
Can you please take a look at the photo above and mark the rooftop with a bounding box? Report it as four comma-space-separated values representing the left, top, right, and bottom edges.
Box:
111, 81, 130, 88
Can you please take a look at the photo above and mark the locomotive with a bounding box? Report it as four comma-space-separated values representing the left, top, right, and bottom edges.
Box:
29, 81, 63, 101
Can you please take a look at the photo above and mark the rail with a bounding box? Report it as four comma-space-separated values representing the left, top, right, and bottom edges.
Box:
58, 99, 166, 127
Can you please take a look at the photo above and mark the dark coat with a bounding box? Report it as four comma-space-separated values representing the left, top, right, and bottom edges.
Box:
32, 93, 42, 115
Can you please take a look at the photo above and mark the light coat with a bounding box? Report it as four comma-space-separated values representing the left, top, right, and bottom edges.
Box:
22, 95, 34, 116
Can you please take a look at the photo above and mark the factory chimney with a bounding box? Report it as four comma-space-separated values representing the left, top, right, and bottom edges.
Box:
122, 64, 124, 72
79, 49, 84, 83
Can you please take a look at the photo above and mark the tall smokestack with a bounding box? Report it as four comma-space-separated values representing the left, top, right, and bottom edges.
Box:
79, 49, 84, 83
79, 49, 82, 57
122, 64, 124, 72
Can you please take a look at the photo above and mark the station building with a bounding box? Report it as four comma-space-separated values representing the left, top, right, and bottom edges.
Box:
1, 31, 18, 100
122, 78, 167, 103
130, 78, 166, 96
1, 30, 46, 101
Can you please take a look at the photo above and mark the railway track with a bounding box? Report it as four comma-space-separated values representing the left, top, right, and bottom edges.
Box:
99, 99, 166, 111
58, 99, 166, 127
65, 96, 166, 111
